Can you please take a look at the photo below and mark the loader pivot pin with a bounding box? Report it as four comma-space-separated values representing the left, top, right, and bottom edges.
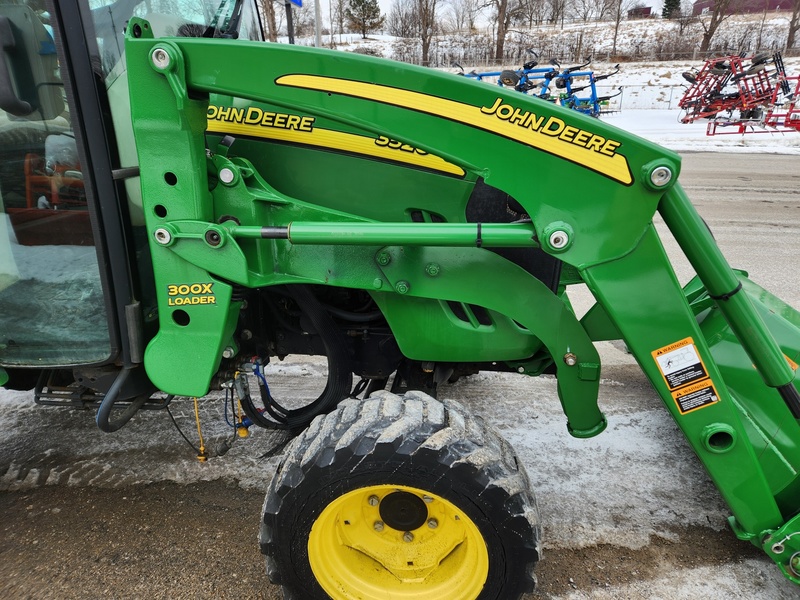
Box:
151, 47, 170, 69
649, 166, 673, 187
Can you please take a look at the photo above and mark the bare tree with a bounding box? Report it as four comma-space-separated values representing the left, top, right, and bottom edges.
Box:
788, 0, 800, 50
387, 0, 417, 37
515, 0, 548, 27
332, 0, 347, 42
697, 0, 743, 54
571, 0, 600, 22
487, 0, 521, 61
419, 0, 439, 65
443, 0, 482, 32
547, 0, 567, 25
259, 0, 278, 41
609, 0, 634, 56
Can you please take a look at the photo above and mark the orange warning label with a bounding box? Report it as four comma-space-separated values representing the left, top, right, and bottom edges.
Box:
671, 380, 720, 414
652, 337, 719, 414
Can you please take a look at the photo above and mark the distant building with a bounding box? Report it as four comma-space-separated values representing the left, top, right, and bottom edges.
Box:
628, 6, 653, 17
692, 0, 785, 16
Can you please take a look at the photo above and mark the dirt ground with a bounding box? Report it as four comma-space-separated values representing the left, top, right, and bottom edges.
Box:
0, 480, 771, 600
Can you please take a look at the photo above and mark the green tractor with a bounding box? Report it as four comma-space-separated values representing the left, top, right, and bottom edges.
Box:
1, 1, 799, 598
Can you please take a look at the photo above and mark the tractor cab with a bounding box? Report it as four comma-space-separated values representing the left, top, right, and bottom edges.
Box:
0, 0, 263, 397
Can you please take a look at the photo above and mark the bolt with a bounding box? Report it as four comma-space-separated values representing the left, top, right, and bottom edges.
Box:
377, 252, 391, 266
154, 228, 171, 245
395, 281, 410, 294
374, 521, 384, 532
650, 166, 672, 187
422, 496, 433, 503
427, 518, 438, 529
564, 353, 578, 366
151, 47, 170, 69
219, 167, 235, 185
241, 329, 253, 341
425, 263, 441, 277
205, 230, 222, 247
368, 495, 380, 507
403, 532, 414, 543
548, 230, 570, 250
222, 346, 235, 359
372, 278, 383, 289
517, 366, 525, 373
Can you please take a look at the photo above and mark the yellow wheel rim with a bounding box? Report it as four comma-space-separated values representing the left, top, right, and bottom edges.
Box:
308, 484, 489, 600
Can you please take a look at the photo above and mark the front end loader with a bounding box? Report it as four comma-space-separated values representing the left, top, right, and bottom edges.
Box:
1, 2, 800, 598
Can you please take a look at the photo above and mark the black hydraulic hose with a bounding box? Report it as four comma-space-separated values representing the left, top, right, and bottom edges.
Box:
240, 285, 353, 431
95, 367, 148, 433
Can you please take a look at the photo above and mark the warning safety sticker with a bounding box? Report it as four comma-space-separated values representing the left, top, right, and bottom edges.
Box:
652, 337, 719, 415
671, 380, 720, 414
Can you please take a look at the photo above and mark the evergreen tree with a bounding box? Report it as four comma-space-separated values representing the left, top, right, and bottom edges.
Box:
662, 0, 681, 19
346, 0, 385, 38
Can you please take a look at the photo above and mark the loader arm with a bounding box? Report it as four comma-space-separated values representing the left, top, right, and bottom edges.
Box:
124, 21, 800, 584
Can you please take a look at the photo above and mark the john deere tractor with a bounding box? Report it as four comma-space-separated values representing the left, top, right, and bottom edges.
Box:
1, 1, 799, 598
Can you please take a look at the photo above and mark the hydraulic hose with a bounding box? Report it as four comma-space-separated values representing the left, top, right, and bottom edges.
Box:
240, 285, 353, 431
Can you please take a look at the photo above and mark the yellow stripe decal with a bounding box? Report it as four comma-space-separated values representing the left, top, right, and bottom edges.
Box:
206, 108, 465, 177
275, 74, 632, 185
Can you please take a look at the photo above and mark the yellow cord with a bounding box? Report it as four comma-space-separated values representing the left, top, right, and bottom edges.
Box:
193, 396, 207, 462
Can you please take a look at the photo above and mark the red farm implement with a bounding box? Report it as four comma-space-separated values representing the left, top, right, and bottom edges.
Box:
678, 52, 798, 135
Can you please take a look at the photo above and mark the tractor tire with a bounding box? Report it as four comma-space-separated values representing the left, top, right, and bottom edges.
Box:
260, 391, 541, 600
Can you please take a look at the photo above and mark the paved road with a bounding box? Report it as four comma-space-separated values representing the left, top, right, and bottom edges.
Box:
1, 153, 799, 599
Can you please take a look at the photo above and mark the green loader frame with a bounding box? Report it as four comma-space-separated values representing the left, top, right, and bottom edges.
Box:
120, 21, 800, 595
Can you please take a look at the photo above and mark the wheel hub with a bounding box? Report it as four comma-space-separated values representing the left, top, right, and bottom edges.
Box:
379, 490, 428, 532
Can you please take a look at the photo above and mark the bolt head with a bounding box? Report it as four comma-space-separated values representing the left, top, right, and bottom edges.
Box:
151, 47, 170, 69
219, 167, 235, 185
548, 230, 570, 250
427, 518, 438, 529
222, 346, 235, 359
154, 228, 171, 245
395, 281, 410, 294
403, 531, 414, 542
425, 263, 441, 277
650, 166, 672, 187
368, 495, 379, 507
377, 252, 391, 266
564, 353, 578, 366
373, 521, 384, 532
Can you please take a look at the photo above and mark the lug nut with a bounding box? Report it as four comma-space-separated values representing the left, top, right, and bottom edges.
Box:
427, 518, 438, 529
403, 532, 414, 542
374, 521, 384, 532
368, 495, 379, 506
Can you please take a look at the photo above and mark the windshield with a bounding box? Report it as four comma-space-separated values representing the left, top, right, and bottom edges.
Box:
89, 0, 263, 78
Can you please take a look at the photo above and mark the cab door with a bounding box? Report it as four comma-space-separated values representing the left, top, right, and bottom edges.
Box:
0, 2, 115, 370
